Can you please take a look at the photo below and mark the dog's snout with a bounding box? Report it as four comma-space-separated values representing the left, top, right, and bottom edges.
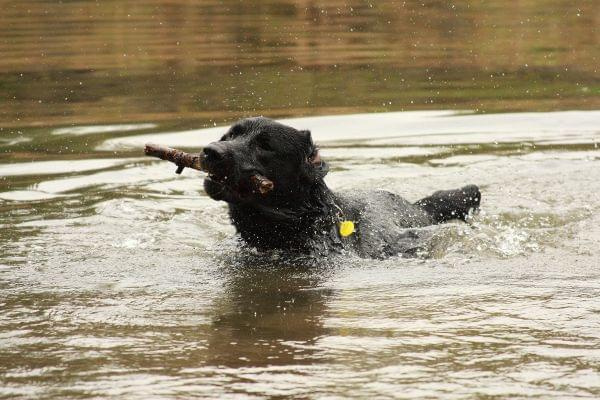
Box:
202, 143, 226, 163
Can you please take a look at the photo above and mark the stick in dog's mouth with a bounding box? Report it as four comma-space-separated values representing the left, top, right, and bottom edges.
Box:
144, 143, 274, 195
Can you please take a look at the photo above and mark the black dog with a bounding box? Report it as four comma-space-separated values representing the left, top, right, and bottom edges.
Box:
202, 117, 481, 258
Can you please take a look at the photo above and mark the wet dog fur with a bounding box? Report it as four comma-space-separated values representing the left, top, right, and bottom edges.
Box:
202, 117, 481, 258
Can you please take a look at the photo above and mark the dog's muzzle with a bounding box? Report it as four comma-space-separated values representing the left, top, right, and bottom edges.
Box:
202, 142, 274, 200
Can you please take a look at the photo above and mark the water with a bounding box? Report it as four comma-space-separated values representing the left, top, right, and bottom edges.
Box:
1, 1, 600, 399
2, 110, 599, 398
1, 0, 598, 128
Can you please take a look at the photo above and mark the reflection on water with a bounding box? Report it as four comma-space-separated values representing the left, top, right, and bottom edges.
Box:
1, 0, 600, 398
206, 264, 333, 368
1, 0, 598, 129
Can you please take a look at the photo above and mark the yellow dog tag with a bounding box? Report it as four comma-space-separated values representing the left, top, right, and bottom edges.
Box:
339, 220, 355, 237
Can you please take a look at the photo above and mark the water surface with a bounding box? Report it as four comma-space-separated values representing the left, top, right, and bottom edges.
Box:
1, 0, 598, 129
2, 110, 600, 399
1, 1, 600, 398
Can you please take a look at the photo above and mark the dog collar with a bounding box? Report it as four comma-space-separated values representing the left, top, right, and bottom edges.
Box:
339, 220, 355, 237
332, 201, 355, 237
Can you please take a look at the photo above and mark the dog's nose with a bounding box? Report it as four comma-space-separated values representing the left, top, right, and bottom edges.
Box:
202, 143, 226, 163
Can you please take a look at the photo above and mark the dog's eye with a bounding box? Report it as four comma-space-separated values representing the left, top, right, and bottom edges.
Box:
256, 135, 273, 151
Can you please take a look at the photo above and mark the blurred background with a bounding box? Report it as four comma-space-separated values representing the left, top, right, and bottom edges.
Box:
1, 0, 598, 130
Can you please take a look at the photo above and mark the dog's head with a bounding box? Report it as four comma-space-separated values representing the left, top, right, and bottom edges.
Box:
202, 117, 328, 204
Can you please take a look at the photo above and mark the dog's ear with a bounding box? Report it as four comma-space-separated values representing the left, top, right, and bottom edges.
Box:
298, 130, 312, 150
312, 151, 329, 178
299, 129, 329, 178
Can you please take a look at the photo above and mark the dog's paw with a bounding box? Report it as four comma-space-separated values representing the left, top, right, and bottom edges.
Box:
461, 184, 481, 209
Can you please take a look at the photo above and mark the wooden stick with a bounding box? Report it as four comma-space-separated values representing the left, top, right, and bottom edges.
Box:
251, 175, 275, 195
144, 143, 204, 173
144, 143, 274, 195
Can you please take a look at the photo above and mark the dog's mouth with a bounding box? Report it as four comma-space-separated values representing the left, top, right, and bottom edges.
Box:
206, 171, 228, 185
204, 173, 237, 202
204, 169, 274, 202
204, 170, 235, 195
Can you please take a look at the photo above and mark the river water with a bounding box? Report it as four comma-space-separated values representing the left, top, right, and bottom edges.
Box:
2, 110, 599, 398
1, 1, 600, 399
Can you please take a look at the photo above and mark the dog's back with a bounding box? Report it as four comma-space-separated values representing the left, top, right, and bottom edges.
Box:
333, 190, 435, 258
201, 117, 480, 258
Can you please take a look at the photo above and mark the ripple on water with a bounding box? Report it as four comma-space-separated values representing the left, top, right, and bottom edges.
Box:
52, 123, 157, 136
1, 111, 600, 399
